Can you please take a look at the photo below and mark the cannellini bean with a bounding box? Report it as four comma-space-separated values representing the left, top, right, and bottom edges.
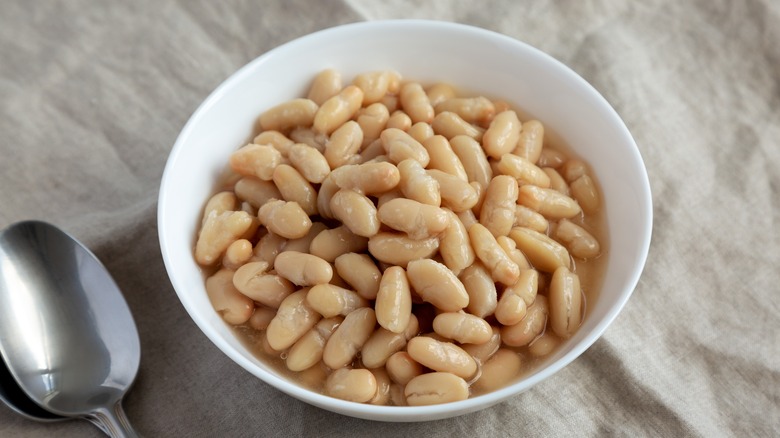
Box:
561, 159, 588, 183
459, 262, 497, 318
381, 128, 430, 167
357, 103, 390, 147
252, 231, 286, 264
433, 312, 492, 344
496, 235, 532, 271
543, 167, 570, 195
288, 143, 330, 184
482, 110, 521, 159
426, 169, 479, 212
468, 223, 520, 286
257, 199, 312, 240
196, 210, 254, 266
422, 135, 468, 181
496, 269, 538, 326
307, 68, 342, 105
404, 372, 469, 406
501, 295, 548, 347
377, 198, 448, 240
508, 227, 571, 273
353, 70, 400, 104
253, 130, 294, 156
234, 177, 282, 209
201, 192, 237, 225
259, 98, 319, 132
386, 110, 412, 131
426, 83, 456, 107
330, 161, 400, 195
310, 225, 368, 262
368, 232, 439, 267
283, 222, 328, 254
512, 119, 544, 163
518, 184, 581, 219
266, 289, 322, 350
323, 307, 376, 369
361, 314, 419, 369
461, 326, 501, 365
286, 317, 343, 372
472, 349, 522, 393
457, 208, 478, 229
381, 94, 399, 113
431, 111, 484, 141
273, 251, 333, 286
306, 284, 368, 318
390, 383, 407, 406
514, 204, 549, 233
528, 332, 561, 357
289, 126, 328, 151
397, 159, 441, 206
536, 147, 566, 168
334, 253, 381, 300
298, 362, 328, 391
272, 164, 318, 216
570, 174, 600, 215
406, 259, 470, 312
248, 305, 277, 331
407, 122, 434, 144
439, 209, 476, 275
316, 174, 338, 219
449, 135, 492, 188
313, 85, 364, 134
548, 266, 582, 338
386, 351, 424, 386
369, 367, 392, 405
554, 219, 601, 259
330, 189, 380, 238
434, 97, 495, 126
232, 261, 295, 308
375, 266, 413, 334
406, 337, 477, 379
325, 368, 377, 403
497, 154, 551, 188
205, 269, 253, 325
479, 175, 519, 237
223, 238, 254, 270
229, 144, 282, 180
400, 82, 434, 124
325, 120, 363, 168
358, 139, 386, 163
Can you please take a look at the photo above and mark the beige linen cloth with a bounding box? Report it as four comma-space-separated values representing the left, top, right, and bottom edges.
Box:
1, 1, 778, 436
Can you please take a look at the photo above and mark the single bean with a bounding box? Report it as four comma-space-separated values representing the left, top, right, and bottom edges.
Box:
386, 351, 424, 386
310, 225, 369, 262
431, 111, 484, 141
272, 164, 318, 216
479, 174, 519, 237
381, 127, 430, 167
283, 222, 328, 254
543, 167, 570, 195
536, 147, 566, 169
325, 368, 377, 403
456, 208, 478, 229
257, 199, 312, 239
316, 174, 338, 219
334, 253, 382, 300
400, 82, 434, 124
426, 83, 456, 107
289, 126, 328, 151
313, 85, 364, 134
570, 174, 600, 215
286, 317, 343, 372
514, 204, 549, 233
496, 235, 532, 271
496, 270, 539, 326
205, 269, 254, 325
357, 103, 390, 147
449, 135, 492, 188
405, 259, 469, 312
361, 314, 419, 369
461, 326, 501, 365
330, 161, 401, 195
233, 261, 295, 308
397, 159, 441, 206
325, 120, 363, 168
259, 98, 319, 132
202, 192, 237, 224
377, 198, 449, 240
472, 349, 522, 393
248, 305, 277, 331
497, 154, 551, 188
554, 219, 600, 259
427, 169, 479, 212
368, 232, 439, 267
561, 159, 588, 183
408, 122, 434, 144
375, 266, 413, 334
459, 262, 497, 318
501, 295, 548, 347
234, 177, 282, 209
386, 110, 412, 131
252, 230, 286, 264
513, 119, 544, 163
434, 97, 495, 126
406, 337, 477, 379
404, 372, 469, 406
518, 184, 581, 219
482, 110, 521, 159
306, 284, 368, 318
369, 367, 392, 405
508, 227, 571, 273
528, 332, 561, 357
288, 143, 330, 184
323, 307, 376, 369
468, 223, 520, 286
223, 238, 253, 270
266, 289, 322, 350
358, 138, 386, 163
439, 209, 476, 275
381, 94, 399, 113
422, 135, 468, 181
229, 144, 282, 180
330, 189, 380, 237
433, 312, 492, 344
253, 130, 294, 156
548, 266, 582, 338
307, 68, 342, 105
273, 251, 333, 286
196, 210, 254, 266
353, 70, 400, 105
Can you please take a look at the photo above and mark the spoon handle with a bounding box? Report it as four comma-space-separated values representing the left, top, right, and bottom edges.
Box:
89, 400, 139, 438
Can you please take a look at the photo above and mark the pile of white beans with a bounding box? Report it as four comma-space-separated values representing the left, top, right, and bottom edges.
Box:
194, 69, 604, 406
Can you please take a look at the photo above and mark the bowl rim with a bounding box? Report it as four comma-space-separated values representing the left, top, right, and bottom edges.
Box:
158, 18, 653, 421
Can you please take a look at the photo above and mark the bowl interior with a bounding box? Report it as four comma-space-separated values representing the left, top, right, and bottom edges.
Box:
158, 20, 652, 421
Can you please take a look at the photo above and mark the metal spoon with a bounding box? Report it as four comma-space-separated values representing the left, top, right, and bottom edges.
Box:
0, 221, 140, 437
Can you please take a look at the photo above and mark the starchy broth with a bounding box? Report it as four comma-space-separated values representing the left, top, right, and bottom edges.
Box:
195, 69, 609, 405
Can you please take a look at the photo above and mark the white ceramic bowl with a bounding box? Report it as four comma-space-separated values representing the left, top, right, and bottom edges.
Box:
158, 20, 652, 422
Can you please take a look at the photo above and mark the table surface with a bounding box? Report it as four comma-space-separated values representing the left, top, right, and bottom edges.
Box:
1, 1, 778, 436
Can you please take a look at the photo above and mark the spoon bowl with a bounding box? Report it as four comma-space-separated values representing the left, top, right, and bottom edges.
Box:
0, 221, 140, 437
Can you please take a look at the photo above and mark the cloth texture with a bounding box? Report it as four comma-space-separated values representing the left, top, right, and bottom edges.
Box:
1, 1, 778, 436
